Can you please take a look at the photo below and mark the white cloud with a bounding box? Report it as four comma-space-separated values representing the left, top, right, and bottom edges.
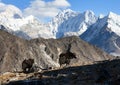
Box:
52, 0, 70, 7
23, 0, 70, 21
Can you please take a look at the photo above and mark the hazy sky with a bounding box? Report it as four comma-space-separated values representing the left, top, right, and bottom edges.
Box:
1, 0, 120, 21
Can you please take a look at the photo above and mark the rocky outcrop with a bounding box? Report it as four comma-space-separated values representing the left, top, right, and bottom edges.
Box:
0, 28, 114, 74
1, 59, 120, 85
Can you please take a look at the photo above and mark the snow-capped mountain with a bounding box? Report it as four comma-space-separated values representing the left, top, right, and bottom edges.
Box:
49, 9, 97, 38
81, 12, 120, 56
15, 16, 55, 39
0, 3, 22, 19
0, 4, 55, 39
0, 7, 97, 39
1, 5, 120, 56
0, 3, 22, 31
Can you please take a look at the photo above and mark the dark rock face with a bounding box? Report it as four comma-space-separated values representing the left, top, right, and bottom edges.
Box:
0, 28, 114, 73
39, 59, 120, 85
6, 80, 44, 85
95, 69, 111, 83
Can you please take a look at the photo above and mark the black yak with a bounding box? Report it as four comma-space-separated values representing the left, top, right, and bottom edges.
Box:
59, 51, 76, 66
22, 59, 34, 73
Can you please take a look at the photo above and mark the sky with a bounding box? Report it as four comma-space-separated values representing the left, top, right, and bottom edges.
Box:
0, 0, 120, 22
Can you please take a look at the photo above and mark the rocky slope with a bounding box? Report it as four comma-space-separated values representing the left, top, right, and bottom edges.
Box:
1, 59, 120, 85
0, 26, 114, 74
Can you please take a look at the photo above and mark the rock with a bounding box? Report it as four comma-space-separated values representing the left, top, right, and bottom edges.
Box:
1, 59, 120, 85
0, 28, 114, 73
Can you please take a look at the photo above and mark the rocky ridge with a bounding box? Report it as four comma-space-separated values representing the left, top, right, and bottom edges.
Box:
0, 26, 114, 73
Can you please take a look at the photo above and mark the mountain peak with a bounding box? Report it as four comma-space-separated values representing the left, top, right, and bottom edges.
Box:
83, 10, 97, 24
106, 12, 120, 36
56, 9, 78, 18
0, 3, 22, 19
61, 9, 74, 13
107, 12, 119, 19
25, 15, 35, 22
108, 11, 117, 15
84, 10, 95, 15
99, 14, 105, 19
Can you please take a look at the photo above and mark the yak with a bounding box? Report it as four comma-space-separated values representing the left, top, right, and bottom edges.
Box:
22, 59, 34, 73
59, 51, 76, 66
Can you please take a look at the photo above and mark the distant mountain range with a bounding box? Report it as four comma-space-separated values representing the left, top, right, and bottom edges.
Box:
0, 5, 120, 56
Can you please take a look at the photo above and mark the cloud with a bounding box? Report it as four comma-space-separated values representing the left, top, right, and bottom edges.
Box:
52, 0, 70, 7
23, 0, 70, 21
